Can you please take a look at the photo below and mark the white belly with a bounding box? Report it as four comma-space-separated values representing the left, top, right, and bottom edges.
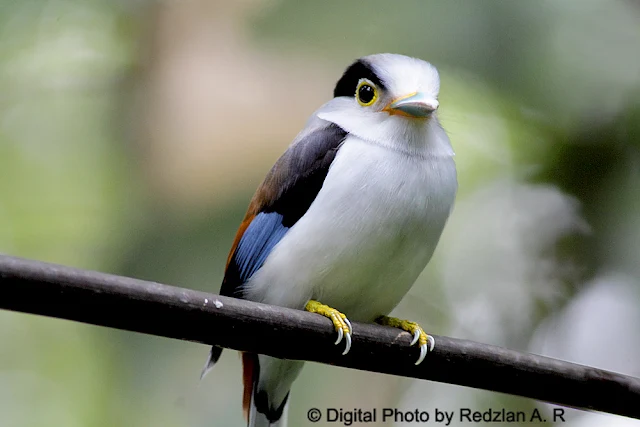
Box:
245, 136, 457, 322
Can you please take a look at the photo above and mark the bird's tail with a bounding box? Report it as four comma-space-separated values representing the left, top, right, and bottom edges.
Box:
246, 354, 302, 427
248, 401, 289, 427
200, 346, 223, 380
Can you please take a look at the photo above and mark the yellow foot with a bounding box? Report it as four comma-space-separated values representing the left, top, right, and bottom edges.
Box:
305, 300, 352, 355
376, 316, 435, 365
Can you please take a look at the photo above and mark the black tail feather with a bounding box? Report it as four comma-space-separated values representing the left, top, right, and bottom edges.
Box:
200, 346, 223, 380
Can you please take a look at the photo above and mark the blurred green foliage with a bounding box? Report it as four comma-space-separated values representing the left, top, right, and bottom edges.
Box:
1, 1, 639, 426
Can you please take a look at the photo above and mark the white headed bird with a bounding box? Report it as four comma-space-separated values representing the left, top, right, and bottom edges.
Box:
204, 53, 457, 427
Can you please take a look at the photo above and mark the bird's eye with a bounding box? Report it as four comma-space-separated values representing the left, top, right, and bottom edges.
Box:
356, 80, 378, 106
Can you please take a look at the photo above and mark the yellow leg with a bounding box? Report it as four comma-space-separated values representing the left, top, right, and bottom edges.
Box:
376, 315, 435, 365
305, 300, 352, 355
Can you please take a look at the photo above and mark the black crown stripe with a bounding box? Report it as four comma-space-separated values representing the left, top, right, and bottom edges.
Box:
333, 59, 386, 98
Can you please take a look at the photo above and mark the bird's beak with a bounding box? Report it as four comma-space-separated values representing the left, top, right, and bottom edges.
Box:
383, 92, 439, 118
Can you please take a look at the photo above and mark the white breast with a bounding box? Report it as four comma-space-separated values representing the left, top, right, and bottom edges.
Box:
245, 135, 457, 322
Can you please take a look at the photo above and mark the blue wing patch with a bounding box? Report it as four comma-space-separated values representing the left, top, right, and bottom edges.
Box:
233, 212, 289, 284
219, 123, 347, 298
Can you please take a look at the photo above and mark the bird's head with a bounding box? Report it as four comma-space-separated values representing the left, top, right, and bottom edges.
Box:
334, 53, 440, 119
317, 53, 452, 156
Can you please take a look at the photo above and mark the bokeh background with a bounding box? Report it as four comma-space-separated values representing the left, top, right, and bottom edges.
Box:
1, 0, 639, 426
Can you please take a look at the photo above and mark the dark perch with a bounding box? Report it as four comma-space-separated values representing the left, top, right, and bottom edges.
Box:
1, 255, 639, 419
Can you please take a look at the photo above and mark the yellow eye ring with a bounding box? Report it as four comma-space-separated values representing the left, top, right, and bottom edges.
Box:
356, 79, 378, 107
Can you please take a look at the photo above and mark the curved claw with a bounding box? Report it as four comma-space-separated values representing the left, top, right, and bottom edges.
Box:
334, 324, 344, 345
410, 329, 420, 346
415, 343, 428, 365
428, 335, 436, 352
342, 331, 352, 355
344, 317, 353, 336
342, 317, 353, 355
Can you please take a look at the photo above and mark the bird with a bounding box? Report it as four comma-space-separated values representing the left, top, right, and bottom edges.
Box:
203, 53, 457, 427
